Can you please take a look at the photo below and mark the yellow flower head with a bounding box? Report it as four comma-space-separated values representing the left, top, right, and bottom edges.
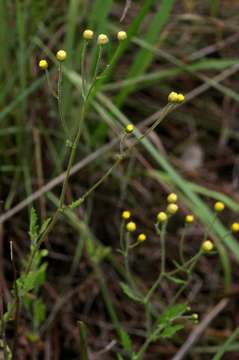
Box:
214, 201, 225, 213
168, 92, 185, 104
167, 193, 178, 203
56, 49, 67, 62
122, 210, 131, 220
167, 203, 178, 215
185, 215, 194, 224
177, 93, 185, 103
117, 31, 127, 41
168, 92, 178, 103
157, 211, 168, 223
83, 29, 94, 40
125, 124, 134, 134
38, 59, 48, 70
137, 233, 146, 242
126, 221, 136, 232
201, 240, 214, 253
98, 34, 109, 45
231, 222, 239, 233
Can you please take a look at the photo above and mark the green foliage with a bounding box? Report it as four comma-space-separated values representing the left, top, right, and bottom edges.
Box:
29, 207, 39, 244
120, 282, 143, 303
119, 329, 133, 353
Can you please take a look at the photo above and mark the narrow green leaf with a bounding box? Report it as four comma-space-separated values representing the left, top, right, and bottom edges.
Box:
29, 207, 39, 243
120, 329, 133, 353
120, 282, 142, 302
161, 324, 184, 338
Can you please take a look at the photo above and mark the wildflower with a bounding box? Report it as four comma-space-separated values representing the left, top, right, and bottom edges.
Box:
201, 240, 214, 253
168, 92, 185, 104
167, 193, 178, 203
117, 31, 127, 41
126, 221, 136, 232
125, 124, 134, 134
157, 211, 168, 223
185, 215, 194, 224
38, 59, 48, 70
137, 233, 146, 242
56, 50, 67, 61
122, 210, 131, 220
231, 222, 239, 233
177, 93, 185, 103
214, 201, 225, 212
166, 203, 178, 215
83, 29, 94, 40
98, 34, 109, 45
168, 92, 178, 103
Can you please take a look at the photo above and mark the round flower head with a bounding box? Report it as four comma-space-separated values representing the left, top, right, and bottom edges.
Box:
177, 93, 185, 103
126, 221, 136, 232
125, 124, 134, 134
167, 203, 178, 215
168, 91, 178, 103
191, 313, 198, 321
231, 222, 239, 233
157, 211, 168, 223
167, 193, 177, 203
117, 31, 127, 41
214, 201, 225, 213
83, 29, 94, 40
191, 313, 199, 323
168, 91, 185, 104
137, 233, 146, 242
38, 59, 48, 70
122, 210, 131, 220
98, 34, 109, 45
56, 49, 67, 62
201, 240, 214, 253
185, 214, 194, 224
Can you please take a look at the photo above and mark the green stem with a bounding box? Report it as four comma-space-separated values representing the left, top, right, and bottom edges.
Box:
57, 63, 68, 134
179, 225, 187, 264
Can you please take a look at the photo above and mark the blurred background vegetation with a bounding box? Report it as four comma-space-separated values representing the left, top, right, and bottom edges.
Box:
1, 0, 239, 358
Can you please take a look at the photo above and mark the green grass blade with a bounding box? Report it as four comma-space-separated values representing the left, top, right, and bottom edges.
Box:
212, 326, 239, 360
149, 170, 239, 213
104, 59, 239, 92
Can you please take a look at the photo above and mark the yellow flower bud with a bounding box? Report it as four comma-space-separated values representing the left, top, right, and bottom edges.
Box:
177, 93, 185, 103
185, 215, 194, 224
56, 49, 67, 62
168, 91, 178, 103
126, 221, 136, 232
83, 29, 94, 40
231, 222, 239, 233
137, 233, 146, 242
201, 240, 214, 253
125, 124, 134, 134
166, 203, 178, 215
97, 34, 109, 45
38, 59, 48, 70
122, 210, 131, 220
214, 201, 225, 213
167, 193, 178, 203
157, 212, 168, 223
117, 31, 127, 41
